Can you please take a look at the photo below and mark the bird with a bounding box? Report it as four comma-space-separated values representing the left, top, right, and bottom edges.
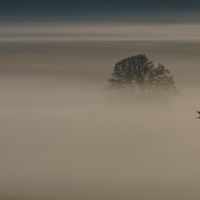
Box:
197, 111, 200, 115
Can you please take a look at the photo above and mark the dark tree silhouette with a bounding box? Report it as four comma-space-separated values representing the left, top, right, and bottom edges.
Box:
105, 54, 179, 100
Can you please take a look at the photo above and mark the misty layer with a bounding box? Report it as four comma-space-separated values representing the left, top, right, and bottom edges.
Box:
1, 23, 200, 42
1, 31, 200, 199
0, 75, 200, 200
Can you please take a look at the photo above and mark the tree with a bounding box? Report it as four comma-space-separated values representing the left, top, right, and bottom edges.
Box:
105, 54, 179, 101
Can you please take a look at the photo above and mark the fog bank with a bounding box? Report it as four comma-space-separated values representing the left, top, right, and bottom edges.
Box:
1, 22, 200, 42
1, 22, 200, 199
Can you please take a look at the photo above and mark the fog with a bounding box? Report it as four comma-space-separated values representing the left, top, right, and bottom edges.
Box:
1, 22, 200, 200
1, 22, 200, 41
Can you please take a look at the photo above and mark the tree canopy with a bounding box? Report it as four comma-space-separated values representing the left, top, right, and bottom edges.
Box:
105, 54, 179, 101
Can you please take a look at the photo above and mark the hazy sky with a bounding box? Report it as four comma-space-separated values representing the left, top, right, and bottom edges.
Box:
1, 0, 200, 15
0, 0, 200, 24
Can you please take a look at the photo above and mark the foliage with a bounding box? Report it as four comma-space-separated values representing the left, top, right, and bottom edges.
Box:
105, 54, 179, 101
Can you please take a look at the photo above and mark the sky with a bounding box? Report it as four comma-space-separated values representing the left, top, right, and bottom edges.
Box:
0, 0, 200, 24
1, 0, 200, 15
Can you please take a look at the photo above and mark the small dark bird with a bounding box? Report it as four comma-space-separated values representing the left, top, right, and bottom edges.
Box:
197, 111, 200, 115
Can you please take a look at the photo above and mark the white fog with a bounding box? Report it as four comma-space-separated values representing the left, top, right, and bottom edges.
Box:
1, 21, 200, 199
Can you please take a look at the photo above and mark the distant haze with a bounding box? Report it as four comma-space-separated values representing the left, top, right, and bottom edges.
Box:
1, 7, 200, 200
